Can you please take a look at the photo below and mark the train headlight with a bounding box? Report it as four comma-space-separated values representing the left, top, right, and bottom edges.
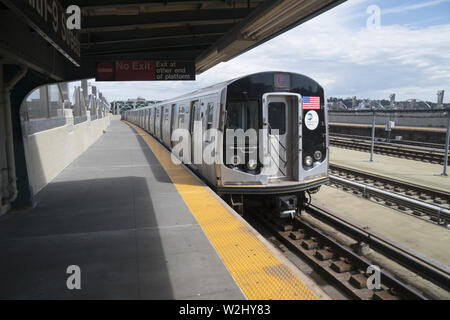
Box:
247, 159, 258, 171
304, 156, 313, 167
314, 151, 323, 161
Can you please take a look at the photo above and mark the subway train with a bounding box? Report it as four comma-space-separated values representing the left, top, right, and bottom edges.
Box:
124, 71, 329, 217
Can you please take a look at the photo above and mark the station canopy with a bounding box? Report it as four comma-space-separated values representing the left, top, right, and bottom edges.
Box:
0, 0, 345, 82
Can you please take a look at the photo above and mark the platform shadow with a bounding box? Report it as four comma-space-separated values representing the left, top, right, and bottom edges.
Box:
0, 176, 174, 300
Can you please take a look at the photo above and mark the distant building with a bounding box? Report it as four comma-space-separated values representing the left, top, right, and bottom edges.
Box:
110, 98, 162, 115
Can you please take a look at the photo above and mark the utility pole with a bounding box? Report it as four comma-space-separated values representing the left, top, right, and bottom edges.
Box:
370, 107, 376, 162
437, 90, 445, 109
442, 108, 450, 177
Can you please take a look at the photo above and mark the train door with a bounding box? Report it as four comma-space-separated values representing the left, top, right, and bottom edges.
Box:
159, 106, 165, 140
144, 110, 148, 131
162, 105, 171, 147
155, 107, 161, 139
200, 96, 218, 182
149, 108, 155, 134
143, 110, 146, 129
148, 108, 152, 133
144, 110, 146, 129
263, 93, 301, 180
170, 104, 177, 148
176, 104, 188, 160
189, 100, 201, 166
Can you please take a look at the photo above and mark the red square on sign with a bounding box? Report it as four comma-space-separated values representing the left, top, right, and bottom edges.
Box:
97, 62, 115, 80
115, 61, 156, 81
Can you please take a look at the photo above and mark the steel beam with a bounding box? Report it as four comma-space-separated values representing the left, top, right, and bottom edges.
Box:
83, 35, 220, 56
75, 0, 260, 14
81, 8, 250, 32
80, 24, 232, 45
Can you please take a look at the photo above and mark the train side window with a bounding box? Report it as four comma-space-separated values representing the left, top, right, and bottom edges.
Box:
164, 108, 169, 121
178, 106, 185, 127
171, 104, 177, 130
268, 102, 286, 135
207, 103, 214, 130
190, 100, 199, 134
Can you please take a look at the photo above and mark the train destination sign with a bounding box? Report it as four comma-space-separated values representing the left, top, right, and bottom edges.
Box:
0, 0, 81, 66
95, 60, 196, 81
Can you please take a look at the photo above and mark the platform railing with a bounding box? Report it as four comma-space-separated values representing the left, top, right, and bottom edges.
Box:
21, 81, 111, 136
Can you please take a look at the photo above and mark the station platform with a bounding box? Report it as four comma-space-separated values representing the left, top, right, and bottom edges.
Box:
329, 146, 449, 192
0, 120, 323, 300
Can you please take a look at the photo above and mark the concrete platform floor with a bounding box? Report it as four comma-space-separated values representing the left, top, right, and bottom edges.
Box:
329, 146, 449, 192
312, 185, 450, 267
0, 121, 245, 299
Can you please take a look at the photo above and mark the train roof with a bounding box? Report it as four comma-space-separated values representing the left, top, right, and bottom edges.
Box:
132, 71, 319, 110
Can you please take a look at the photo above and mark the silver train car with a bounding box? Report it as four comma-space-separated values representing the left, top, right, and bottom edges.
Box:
124, 72, 329, 217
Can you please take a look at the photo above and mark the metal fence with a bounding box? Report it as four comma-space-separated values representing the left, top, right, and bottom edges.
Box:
329, 109, 449, 128
328, 108, 450, 176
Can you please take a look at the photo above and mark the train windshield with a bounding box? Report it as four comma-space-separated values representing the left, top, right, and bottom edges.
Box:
226, 101, 259, 130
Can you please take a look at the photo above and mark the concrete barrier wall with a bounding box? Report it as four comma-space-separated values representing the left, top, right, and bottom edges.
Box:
23, 111, 111, 195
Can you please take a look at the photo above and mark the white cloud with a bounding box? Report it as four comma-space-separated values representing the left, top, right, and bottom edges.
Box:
382, 0, 450, 15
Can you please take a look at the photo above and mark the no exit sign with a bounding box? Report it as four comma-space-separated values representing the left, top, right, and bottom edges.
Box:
95, 60, 195, 81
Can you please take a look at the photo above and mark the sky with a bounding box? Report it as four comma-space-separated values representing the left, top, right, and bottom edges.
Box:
86, 0, 450, 103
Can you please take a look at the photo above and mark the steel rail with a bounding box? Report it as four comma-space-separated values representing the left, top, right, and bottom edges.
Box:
305, 203, 450, 291
296, 212, 428, 299
329, 175, 450, 224
330, 133, 446, 150
255, 210, 429, 299
330, 137, 446, 155
329, 163, 450, 203
330, 137, 447, 163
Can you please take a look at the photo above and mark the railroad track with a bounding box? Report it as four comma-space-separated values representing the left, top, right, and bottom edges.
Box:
330, 137, 448, 164
328, 164, 450, 226
251, 204, 450, 300
331, 133, 446, 150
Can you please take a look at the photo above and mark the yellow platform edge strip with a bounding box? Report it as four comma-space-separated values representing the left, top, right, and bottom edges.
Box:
126, 122, 318, 300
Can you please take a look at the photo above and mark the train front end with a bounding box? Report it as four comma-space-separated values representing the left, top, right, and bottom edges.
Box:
219, 71, 329, 217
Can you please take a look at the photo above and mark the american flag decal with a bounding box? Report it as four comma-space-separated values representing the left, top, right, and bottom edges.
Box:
303, 96, 321, 110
